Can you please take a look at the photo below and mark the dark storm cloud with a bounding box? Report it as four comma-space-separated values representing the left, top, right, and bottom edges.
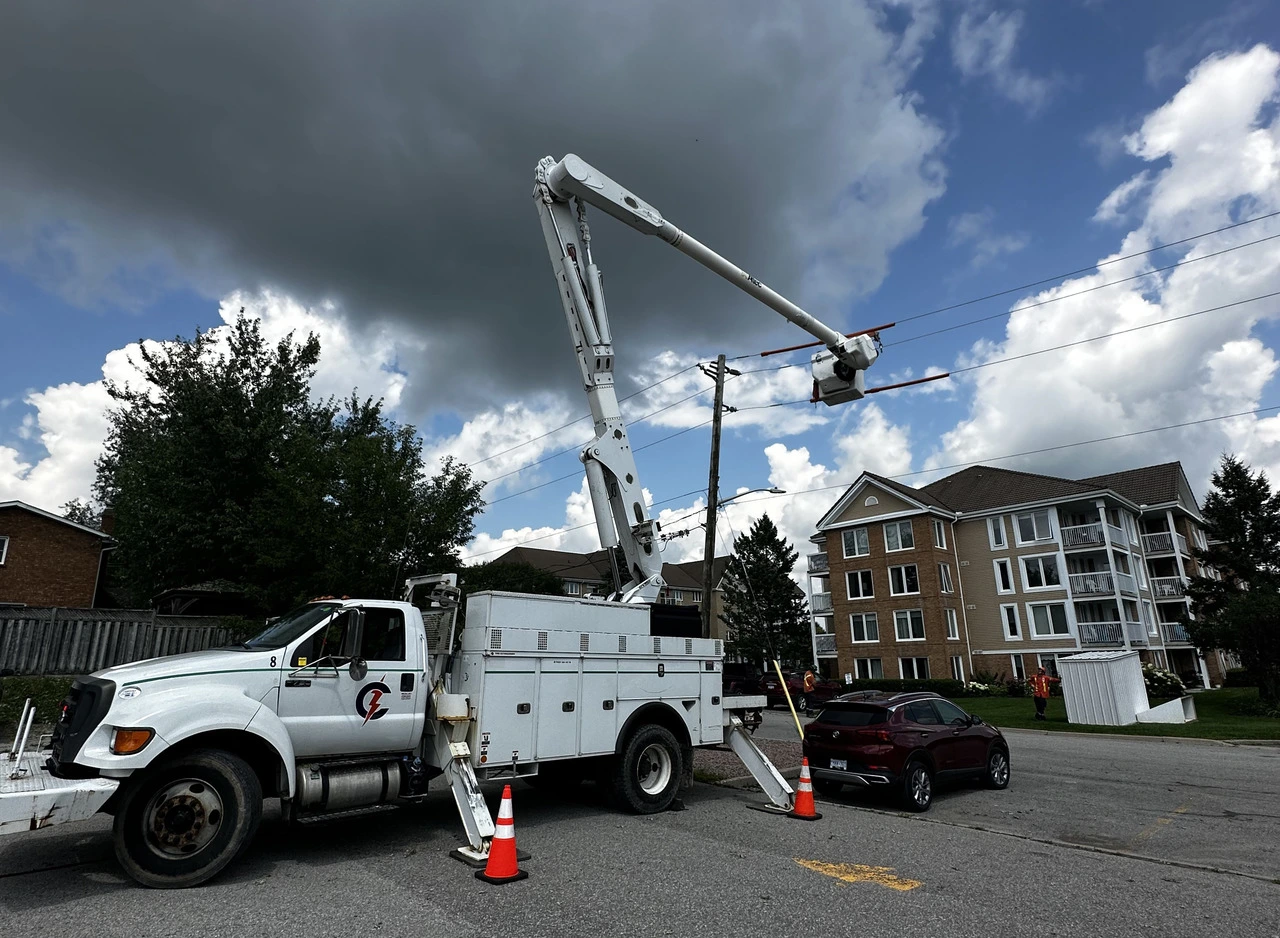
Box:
0, 0, 945, 414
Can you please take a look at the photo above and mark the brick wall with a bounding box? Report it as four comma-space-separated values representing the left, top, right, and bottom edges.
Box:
0, 507, 106, 607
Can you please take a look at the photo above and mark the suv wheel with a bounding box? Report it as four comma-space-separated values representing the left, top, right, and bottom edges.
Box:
984, 746, 1010, 790
900, 760, 933, 812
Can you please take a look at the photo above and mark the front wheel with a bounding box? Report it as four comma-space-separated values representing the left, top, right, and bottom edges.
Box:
984, 746, 1011, 790
113, 748, 262, 888
900, 760, 933, 812
795, 695, 809, 714
612, 724, 682, 814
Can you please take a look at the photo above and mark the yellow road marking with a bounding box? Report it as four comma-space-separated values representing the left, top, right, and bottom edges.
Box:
794, 859, 922, 891
1130, 803, 1190, 847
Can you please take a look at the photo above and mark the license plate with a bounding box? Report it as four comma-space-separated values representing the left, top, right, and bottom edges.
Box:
830, 758, 847, 771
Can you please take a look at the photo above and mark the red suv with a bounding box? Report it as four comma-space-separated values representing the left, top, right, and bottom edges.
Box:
801, 691, 1009, 811
760, 672, 842, 713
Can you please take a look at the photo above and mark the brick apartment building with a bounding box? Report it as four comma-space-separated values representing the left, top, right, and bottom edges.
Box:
0, 501, 115, 607
806, 462, 1227, 689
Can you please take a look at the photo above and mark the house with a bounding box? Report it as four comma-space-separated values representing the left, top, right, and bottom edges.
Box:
805, 461, 1224, 689
486, 546, 732, 639
0, 501, 115, 608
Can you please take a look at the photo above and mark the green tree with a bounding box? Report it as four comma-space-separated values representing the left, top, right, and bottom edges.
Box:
61, 498, 101, 530
94, 313, 484, 611
719, 513, 810, 666
458, 561, 567, 598
1184, 455, 1280, 707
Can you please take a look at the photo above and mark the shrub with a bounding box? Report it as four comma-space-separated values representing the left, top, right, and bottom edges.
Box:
1223, 668, 1256, 688
1006, 679, 1029, 697
1142, 663, 1184, 699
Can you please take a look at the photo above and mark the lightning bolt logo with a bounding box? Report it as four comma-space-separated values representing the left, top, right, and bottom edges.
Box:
362, 688, 384, 725
356, 680, 391, 724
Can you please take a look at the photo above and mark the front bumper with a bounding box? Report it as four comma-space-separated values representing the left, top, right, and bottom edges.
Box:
0, 752, 118, 835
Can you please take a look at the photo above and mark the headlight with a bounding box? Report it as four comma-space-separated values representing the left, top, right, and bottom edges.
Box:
110, 728, 154, 755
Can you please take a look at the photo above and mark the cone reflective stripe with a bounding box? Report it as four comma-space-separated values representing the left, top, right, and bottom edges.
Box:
788, 758, 822, 821
476, 784, 529, 883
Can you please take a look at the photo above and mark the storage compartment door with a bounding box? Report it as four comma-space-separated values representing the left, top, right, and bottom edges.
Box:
700, 664, 724, 745
534, 662, 581, 760
477, 661, 536, 768
580, 670, 619, 755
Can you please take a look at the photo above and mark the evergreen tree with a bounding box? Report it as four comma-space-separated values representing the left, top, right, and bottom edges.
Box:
719, 513, 811, 666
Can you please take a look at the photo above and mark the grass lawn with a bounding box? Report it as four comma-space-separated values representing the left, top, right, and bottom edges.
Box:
963, 687, 1280, 740
1, 676, 75, 736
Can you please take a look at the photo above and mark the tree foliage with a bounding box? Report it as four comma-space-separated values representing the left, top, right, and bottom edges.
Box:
94, 314, 485, 611
459, 561, 567, 598
1185, 455, 1280, 707
719, 513, 811, 666
61, 499, 101, 530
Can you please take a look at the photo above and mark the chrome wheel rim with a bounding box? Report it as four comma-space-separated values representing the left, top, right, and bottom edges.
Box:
637, 743, 673, 796
144, 777, 224, 858
990, 752, 1009, 786
910, 768, 931, 807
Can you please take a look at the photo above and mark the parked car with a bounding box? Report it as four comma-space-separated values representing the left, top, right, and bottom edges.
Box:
722, 663, 764, 696
760, 671, 843, 713
801, 691, 1009, 812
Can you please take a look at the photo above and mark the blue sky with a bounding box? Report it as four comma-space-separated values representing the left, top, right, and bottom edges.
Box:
3, 0, 1280, 569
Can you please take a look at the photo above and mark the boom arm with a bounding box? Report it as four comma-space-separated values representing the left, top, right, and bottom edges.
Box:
533, 154, 879, 603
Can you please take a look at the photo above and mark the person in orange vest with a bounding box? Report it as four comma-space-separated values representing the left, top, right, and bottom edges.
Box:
803, 669, 817, 694
1029, 666, 1059, 721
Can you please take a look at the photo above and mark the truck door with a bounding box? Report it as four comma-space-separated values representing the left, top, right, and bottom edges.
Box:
277, 605, 422, 758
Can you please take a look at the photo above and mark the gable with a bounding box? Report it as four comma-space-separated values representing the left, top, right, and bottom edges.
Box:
830, 483, 919, 525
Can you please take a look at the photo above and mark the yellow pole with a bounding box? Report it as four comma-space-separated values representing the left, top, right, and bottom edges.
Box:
774, 659, 804, 740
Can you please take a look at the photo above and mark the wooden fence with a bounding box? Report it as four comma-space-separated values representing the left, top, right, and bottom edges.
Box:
0, 608, 235, 676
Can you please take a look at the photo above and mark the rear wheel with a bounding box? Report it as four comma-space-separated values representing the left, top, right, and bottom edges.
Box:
900, 760, 933, 812
813, 778, 843, 797
612, 724, 682, 814
984, 746, 1011, 790
113, 748, 262, 888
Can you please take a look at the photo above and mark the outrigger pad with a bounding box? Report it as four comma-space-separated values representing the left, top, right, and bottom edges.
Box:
449, 846, 531, 869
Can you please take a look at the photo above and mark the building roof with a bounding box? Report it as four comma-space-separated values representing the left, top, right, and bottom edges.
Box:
919, 465, 1103, 513
490, 546, 730, 591
864, 472, 953, 511
664, 556, 731, 591
1077, 462, 1199, 512
0, 500, 113, 539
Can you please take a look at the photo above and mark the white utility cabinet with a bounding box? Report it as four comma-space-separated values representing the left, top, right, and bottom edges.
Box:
1058, 651, 1150, 726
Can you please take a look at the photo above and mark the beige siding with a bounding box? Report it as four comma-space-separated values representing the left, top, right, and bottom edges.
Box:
832, 486, 917, 525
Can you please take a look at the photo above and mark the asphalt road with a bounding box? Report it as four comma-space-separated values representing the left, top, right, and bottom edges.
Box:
1, 721, 1277, 937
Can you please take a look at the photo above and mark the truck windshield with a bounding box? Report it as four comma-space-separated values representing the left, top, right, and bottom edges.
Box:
243, 603, 342, 650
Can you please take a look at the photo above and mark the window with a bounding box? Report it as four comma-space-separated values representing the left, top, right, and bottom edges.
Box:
1135, 557, 1147, 588
1011, 655, 1026, 681
994, 559, 1014, 594
359, 607, 406, 662
1001, 603, 1021, 639
950, 656, 965, 682
864, 495, 879, 507
0, 535, 7, 565
849, 613, 879, 643
846, 569, 874, 600
889, 564, 920, 595
1143, 600, 1157, 636
292, 609, 355, 667
945, 608, 959, 640
1038, 654, 1059, 678
904, 700, 941, 723
1021, 555, 1061, 590
988, 516, 1006, 549
1015, 510, 1054, 544
690, 590, 703, 603
1193, 527, 1207, 551
900, 657, 931, 680
884, 520, 915, 552
672, 590, 685, 602
935, 698, 969, 725
933, 519, 947, 549
565, 581, 581, 596
939, 563, 954, 593
842, 527, 870, 558
894, 609, 925, 641
854, 657, 883, 679
1028, 602, 1070, 637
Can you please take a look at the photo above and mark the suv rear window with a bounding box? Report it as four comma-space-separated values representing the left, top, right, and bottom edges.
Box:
814, 704, 888, 727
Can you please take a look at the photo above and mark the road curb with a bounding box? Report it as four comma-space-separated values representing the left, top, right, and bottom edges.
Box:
999, 727, 1254, 746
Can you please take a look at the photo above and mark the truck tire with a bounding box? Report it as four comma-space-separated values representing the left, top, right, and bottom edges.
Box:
612, 724, 682, 814
113, 748, 262, 888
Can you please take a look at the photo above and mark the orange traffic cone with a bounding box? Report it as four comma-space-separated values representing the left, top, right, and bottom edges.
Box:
476, 784, 529, 884
788, 758, 822, 821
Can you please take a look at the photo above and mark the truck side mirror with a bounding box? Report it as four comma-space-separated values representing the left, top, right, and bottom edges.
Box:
349, 657, 368, 682
341, 608, 365, 660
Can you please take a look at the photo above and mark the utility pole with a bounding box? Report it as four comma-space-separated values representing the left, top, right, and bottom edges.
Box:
701, 354, 727, 640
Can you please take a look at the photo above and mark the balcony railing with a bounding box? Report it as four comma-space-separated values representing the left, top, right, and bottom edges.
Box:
1069, 572, 1113, 595
1108, 523, 1127, 547
1162, 621, 1192, 644
1142, 531, 1190, 555
811, 592, 833, 614
807, 552, 829, 575
1151, 576, 1186, 600
1062, 523, 1105, 549
1079, 621, 1122, 644
814, 633, 837, 656
1124, 621, 1148, 645
1116, 572, 1138, 596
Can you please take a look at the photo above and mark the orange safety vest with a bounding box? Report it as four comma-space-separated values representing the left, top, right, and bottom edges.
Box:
1029, 673, 1056, 697
803, 672, 816, 692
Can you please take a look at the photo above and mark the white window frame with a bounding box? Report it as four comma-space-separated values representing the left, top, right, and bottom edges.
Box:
672, 590, 684, 602
939, 563, 954, 594
690, 590, 702, 603
854, 657, 883, 680
864, 495, 879, 507
1143, 599, 1157, 636
1019, 553, 1062, 592
899, 656, 931, 680
845, 569, 874, 601
889, 564, 920, 596
1135, 556, 1147, 589
932, 518, 946, 549
565, 581, 581, 596
1027, 601, 1071, 639
945, 608, 959, 640
1014, 509, 1055, 546
1193, 527, 1207, 551
0, 535, 7, 565
988, 516, 1006, 550
842, 527, 870, 559
884, 520, 915, 553
1001, 603, 1022, 640
849, 612, 879, 644
1011, 655, 1026, 681
994, 558, 1015, 595
894, 609, 926, 642
950, 655, 964, 682
1038, 653, 1059, 678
